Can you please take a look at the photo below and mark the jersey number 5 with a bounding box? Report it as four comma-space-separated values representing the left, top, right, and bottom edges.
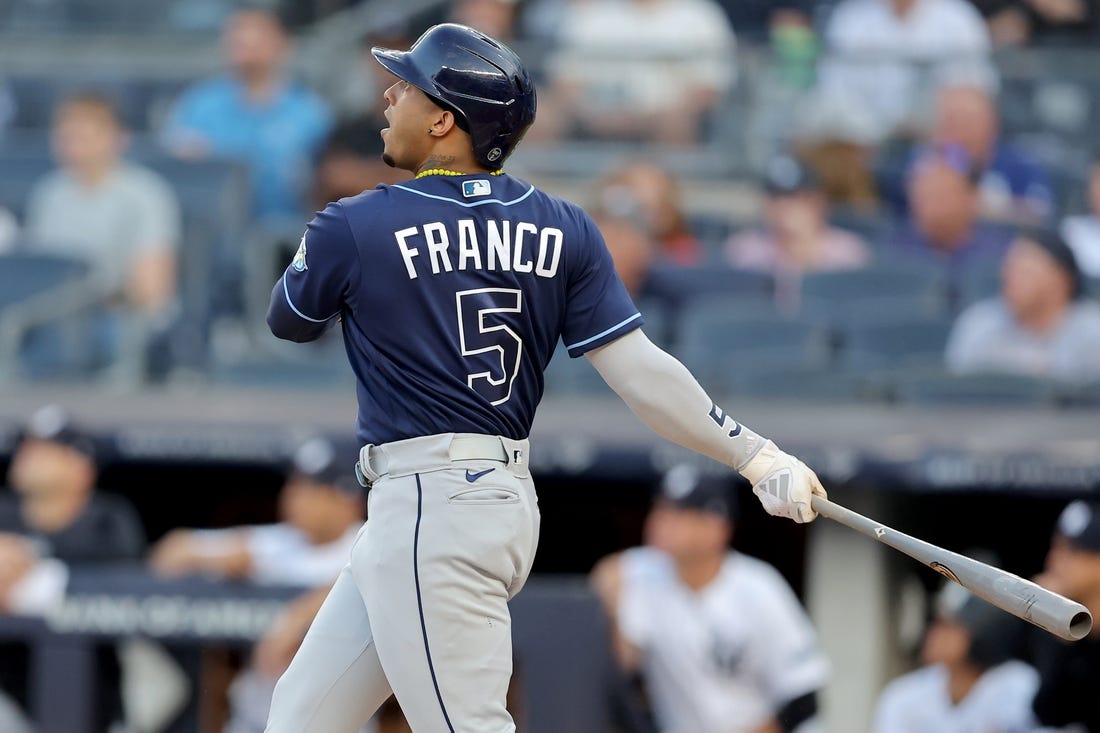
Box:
456, 288, 524, 406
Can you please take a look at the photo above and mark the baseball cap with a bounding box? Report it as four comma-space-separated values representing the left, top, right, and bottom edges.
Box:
19, 404, 96, 461
657, 464, 736, 521
291, 437, 359, 494
1055, 500, 1100, 553
762, 155, 819, 197
1018, 227, 1084, 299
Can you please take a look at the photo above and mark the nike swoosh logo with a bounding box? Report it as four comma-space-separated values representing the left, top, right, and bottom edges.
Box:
465, 468, 495, 483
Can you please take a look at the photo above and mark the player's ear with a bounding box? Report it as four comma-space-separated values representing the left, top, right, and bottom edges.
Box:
428, 109, 457, 137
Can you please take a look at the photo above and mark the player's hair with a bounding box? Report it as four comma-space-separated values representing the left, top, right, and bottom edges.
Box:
54, 92, 124, 128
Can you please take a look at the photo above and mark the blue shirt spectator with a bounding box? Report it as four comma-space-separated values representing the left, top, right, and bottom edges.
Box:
881, 84, 1053, 224
890, 145, 1014, 269
161, 7, 333, 219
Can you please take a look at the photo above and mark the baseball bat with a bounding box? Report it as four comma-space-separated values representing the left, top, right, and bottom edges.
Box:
810, 495, 1092, 642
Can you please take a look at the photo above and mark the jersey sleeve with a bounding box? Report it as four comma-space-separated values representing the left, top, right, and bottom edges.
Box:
561, 212, 643, 357
267, 202, 360, 343
748, 568, 830, 709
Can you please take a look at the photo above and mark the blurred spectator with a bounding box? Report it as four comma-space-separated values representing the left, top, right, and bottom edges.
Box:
945, 229, 1100, 380
162, 6, 333, 219
872, 583, 1037, 732
449, 0, 520, 41
792, 89, 882, 212
931, 82, 1051, 224
0, 405, 145, 730
978, 0, 1100, 45
592, 210, 660, 300
893, 146, 1014, 267
818, 0, 994, 141
1061, 154, 1100, 279
150, 436, 364, 733
725, 155, 871, 312
591, 465, 829, 733
26, 93, 180, 316
150, 437, 363, 585
1029, 499, 1100, 731
932, 83, 1051, 223
0, 405, 145, 614
596, 161, 703, 266
542, 0, 736, 145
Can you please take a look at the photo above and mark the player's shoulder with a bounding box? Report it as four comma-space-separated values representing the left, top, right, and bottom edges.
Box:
727, 551, 790, 588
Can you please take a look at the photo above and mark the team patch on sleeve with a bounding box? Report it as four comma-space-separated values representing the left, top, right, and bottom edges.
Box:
291, 234, 308, 272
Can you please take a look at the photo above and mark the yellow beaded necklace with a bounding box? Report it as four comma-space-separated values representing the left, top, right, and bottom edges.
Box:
415, 168, 504, 179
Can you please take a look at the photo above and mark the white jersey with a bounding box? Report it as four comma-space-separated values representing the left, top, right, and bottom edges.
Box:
618, 547, 829, 733
872, 661, 1039, 733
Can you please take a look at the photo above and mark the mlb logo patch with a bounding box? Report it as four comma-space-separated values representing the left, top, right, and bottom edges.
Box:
462, 179, 492, 198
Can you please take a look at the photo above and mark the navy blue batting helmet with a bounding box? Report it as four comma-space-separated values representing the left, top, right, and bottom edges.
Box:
372, 23, 537, 169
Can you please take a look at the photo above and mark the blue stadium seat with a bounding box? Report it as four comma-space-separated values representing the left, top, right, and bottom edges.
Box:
838, 316, 954, 373
890, 370, 1056, 406
725, 364, 886, 402
675, 311, 831, 394
799, 265, 950, 326
0, 251, 89, 312
647, 264, 774, 307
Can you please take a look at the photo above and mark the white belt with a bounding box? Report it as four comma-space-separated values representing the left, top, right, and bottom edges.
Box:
356, 433, 529, 486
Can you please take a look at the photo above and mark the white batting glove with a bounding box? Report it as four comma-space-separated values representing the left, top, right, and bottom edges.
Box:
739, 440, 827, 523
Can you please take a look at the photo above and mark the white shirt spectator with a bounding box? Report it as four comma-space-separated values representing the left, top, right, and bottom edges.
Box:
25, 163, 180, 292
551, 0, 735, 116
872, 661, 1039, 733
191, 523, 358, 587
945, 298, 1100, 381
618, 547, 829, 733
820, 0, 993, 139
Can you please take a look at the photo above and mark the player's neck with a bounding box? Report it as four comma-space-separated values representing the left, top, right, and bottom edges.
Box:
416, 153, 491, 177
676, 554, 724, 591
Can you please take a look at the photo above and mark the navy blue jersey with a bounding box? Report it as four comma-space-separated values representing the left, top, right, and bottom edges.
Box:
268, 173, 642, 445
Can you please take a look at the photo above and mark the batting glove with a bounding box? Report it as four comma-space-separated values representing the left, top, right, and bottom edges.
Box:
739, 440, 827, 523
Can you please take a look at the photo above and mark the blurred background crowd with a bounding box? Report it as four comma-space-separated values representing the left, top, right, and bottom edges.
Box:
1, 0, 1100, 401
2, 0, 1100, 732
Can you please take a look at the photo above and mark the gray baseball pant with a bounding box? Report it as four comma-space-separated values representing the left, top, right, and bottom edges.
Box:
265, 433, 540, 733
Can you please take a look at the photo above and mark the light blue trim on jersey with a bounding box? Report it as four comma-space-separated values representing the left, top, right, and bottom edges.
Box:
391, 183, 537, 208
567, 313, 643, 351
282, 276, 338, 323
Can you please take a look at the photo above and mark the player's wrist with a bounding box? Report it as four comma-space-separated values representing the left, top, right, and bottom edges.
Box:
737, 439, 779, 485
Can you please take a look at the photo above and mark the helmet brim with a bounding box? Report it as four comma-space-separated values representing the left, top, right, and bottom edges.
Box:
372, 47, 470, 127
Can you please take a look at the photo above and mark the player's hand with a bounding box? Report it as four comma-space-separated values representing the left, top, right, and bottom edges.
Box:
739, 441, 827, 523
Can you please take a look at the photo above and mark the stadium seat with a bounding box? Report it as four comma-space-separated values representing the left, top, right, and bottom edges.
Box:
724, 363, 886, 402
890, 370, 1056, 407
647, 264, 774, 310
0, 251, 99, 381
837, 316, 954, 373
954, 264, 1002, 310
799, 265, 950, 327
675, 311, 831, 394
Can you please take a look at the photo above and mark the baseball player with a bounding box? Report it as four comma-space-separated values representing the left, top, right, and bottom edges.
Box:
592, 465, 829, 733
264, 23, 827, 733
